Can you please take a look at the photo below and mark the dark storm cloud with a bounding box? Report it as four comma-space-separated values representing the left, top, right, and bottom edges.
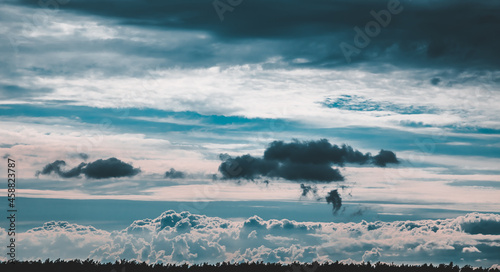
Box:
325, 189, 342, 214
164, 168, 186, 179
10, 0, 500, 70
218, 139, 398, 182
36, 158, 141, 179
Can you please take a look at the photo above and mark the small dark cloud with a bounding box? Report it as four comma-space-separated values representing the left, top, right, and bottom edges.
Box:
36, 160, 86, 178
325, 189, 342, 214
299, 183, 322, 202
78, 153, 89, 160
164, 168, 186, 179
36, 158, 141, 179
218, 139, 399, 183
373, 150, 399, 167
84, 158, 141, 179
2, 153, 10, 159
430, 77, 441, 85
300, 183, 317, 197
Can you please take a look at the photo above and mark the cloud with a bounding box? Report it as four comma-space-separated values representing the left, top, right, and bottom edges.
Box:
36, 160, 86, 178
218, 154, 279, 180
164, 168, 186, 179
362, 248, 382, 262
300, 184, 317, 198
2, 211, 500, 266
36, 158, 141, 179
263, 139, 371, 166
78, 153, 89, 160
218, 139, 399, 182
431, 78, 441, 86
12, 221, 111, 261
462, 246, 481, 253
322, 95, 437, 115
84, 158, 141, 179
325, 190, 342, 214
8, 0, 499, 71
453, 213, 500, 235
373, 150, 399, 167
0, 83, 54, 100
300, 184, 346, 215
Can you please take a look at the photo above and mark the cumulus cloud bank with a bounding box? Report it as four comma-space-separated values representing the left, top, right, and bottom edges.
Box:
36, 158, 141, 179
2, 211, 499, 266
219, 139, 399, 182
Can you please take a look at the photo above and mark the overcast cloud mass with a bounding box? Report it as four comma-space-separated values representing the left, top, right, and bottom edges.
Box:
0, 0, 499, 267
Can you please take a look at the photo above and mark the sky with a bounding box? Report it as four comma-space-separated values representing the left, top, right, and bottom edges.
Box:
0, 0, 500, 267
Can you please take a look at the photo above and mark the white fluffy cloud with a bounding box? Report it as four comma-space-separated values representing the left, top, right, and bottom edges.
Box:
2, 211, 499, 266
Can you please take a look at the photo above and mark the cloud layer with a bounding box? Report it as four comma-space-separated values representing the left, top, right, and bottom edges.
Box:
219, 139, 399, 182
36, 157, 141, 179
6, 0, 500, 71
2, 211, 499, 267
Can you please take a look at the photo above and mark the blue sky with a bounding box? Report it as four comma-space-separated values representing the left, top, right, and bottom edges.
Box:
0, 0, 500, 267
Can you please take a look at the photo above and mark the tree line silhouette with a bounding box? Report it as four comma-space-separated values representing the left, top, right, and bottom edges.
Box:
1, 259, 498, 272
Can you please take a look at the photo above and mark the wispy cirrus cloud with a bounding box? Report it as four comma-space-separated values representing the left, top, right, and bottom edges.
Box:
322, 95, 438, 115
